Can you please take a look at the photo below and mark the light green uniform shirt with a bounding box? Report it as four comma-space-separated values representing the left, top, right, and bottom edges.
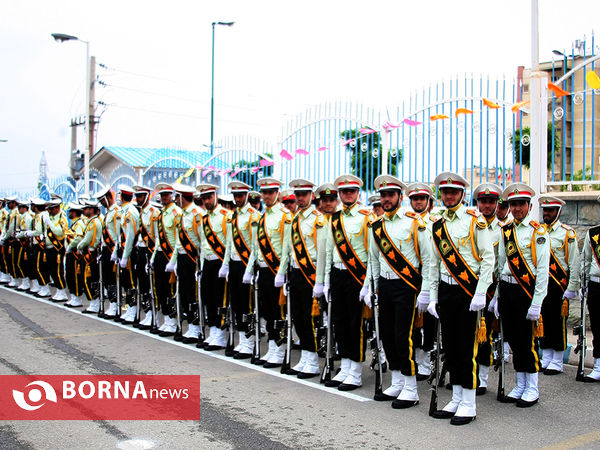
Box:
547, 220, 580, 292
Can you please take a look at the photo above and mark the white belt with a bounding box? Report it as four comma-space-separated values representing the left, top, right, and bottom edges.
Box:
178, 249, 186, 255
203, 254, 220, 262
590, 276, 600, 284
231, 254, 241, 262
333, 262, 347, 271
441, 274, 459, 285
501, 274, 519, 284
258, 261, 268, 269
380, 271, 400, 280
137, 242, 147, 248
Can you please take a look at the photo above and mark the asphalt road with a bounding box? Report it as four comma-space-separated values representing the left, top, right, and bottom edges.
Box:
1, 285, 599, 449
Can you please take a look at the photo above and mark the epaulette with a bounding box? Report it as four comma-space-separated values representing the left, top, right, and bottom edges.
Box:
248, 206, 257, 214
466, 208, 482, 218
219, 208, 228, 215
315, 213, 326, 228
429, 215, 441, 223
284, 212, 293, 223
530, 220, 546, 235
359, 209, 371, 215
172, 210, 179, 217
562, 224, 576, 241
405, 210, 420, 220
561, 223, 574, 231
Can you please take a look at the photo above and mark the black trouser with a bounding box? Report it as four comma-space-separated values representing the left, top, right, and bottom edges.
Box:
258, 267, 285, 341
33, 246, 49, 286
101, 247, 117, 300
117, 247, 137, 306
15, 242, 29, 279
0, 245, 6, 274
65, 253, 83, 296
330, 268, 367, 363
476, 308, 497, 367
177, 253, 199, 325
83, 251, 100, 301
379, 278, 418, 375
498, 281, 540, 373
540, 281, 568, 351
135, 247, 153, 312
290, 268, 318, 352
6, 241, 17, 278
229, 260, 251, 333
413, 310, 436, 352
438, 282, 479, 390
154, 250, 176, 316
201, 259, 226, 327
46, 247, 66, 289
588, 281, 600, 359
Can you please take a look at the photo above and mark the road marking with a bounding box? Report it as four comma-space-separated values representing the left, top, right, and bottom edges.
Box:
27, 330, 129, 340
542, 429, 600, 449
1, 287, 372, 403
116, 439, 156, 450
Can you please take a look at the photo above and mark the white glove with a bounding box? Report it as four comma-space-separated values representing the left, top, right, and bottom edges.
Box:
323, 284, 330, 300
148, 259, 155, 270
25, 230, 34, 237
165, 261, 176, 273
417, 290, 430, 313
488, 296, 499, 318
526, 303, 541, 321
110, 250, 118, 262
274, 273, 285, 287
364, 292, 374, 309
359, 284, 369, 302
218, 263, 229, 279
312, 283, 324, 298
427, 300, 439, 319
120, 257, 128, 269
564, 289, 577, 300
242, 272, 253, 284
43, 215, 51, 226
469, 292, 486, 312
65, 247, 72, 254
0, 239, 4, 246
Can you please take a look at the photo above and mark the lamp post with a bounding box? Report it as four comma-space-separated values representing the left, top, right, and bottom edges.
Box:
210, 21, 235, 158
52, 33, 91, 196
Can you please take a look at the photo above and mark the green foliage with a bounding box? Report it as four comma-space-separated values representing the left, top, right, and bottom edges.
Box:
340, 129, 402, 190
512, 122, 560, 169
231, 154, 273, 190
561, 166, 600, 192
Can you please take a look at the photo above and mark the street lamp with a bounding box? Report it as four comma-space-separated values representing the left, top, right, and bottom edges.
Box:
52, 33, 91, 196
210, 21, 235, 157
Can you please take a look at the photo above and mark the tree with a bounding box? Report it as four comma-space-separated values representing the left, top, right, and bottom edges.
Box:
512, 122, 561, 170
340, 129, 402, 190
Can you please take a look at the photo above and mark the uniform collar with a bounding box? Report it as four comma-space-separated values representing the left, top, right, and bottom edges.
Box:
299, 204, 315, 217
383, 206, 402, 221
547, 219, 561, 232
515, 214, 531, 228
237, 202, 250, 214
444, 203, 465, 220
342, 202, 359, 217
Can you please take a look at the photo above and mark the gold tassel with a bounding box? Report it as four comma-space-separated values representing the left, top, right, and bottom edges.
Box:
415, 312, 424, 328
561, 298, 569, 317
43, 253, 46, 263
477, 316, 487, 343
362, 303, 373, 319
169, 272, 177, 285
311, 297, 320, 317
278, 289, 286, 306
492, 318, 499, 332
534, 315, 544, 338
85, 266, 91, 277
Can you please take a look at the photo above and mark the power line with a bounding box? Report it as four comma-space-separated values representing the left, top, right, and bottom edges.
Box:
98, 63, 198, 87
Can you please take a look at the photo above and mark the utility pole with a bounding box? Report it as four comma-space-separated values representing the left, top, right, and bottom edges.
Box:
88, 56, 96, 165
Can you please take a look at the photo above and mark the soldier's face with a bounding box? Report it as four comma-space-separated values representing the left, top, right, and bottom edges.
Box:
509, 200, 530, 221
410, 195, 429, 213
201, 193, 216, 210
440, 188, 463, 208
542, 207, 560, 225
497, 204, 509, 220
339, 188, 359, 206
135, 193, 148, 207
233, 193, 247, 208
83, 207, 92, 218
380, 190, 401, 211
295, 191, 312, 209
160, 192, 173, 206
282, 200, 297, 213
49, 206, 60, 216
320, 197, 338, 214
261, 189, 278, 207
18, 206, 28, 214
373, 205, 384, 217
477, 197, 498, 218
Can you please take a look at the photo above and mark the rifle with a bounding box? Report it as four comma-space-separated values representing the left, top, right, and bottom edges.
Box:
428, 316, 442, 416
174, 271, 183, 341
493, 318, 506, 400
369, 274, 384, 400
98, 251, 105, 317
574, 272, 588, 382
148, 262, 159, 333
280, 268, 293, 374
133, 256, 141, 326
223, 281, 236, 356
320, 288, 334, 384
114, 249, 122, 322
250, 266, 261, 364
196, 258, 206, 343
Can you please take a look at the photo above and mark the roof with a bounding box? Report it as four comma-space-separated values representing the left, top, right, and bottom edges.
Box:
92, 147, 228, 170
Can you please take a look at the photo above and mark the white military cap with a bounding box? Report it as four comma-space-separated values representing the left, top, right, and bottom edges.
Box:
228, 181, 251, 194
84, 199, 101, 208
154, 183, 175, 195
94, 185, 112, 200
502, 183, 535, 201
172, 183, 195, 196
133, 185, 152, 194
406, 182, 434, 198
434, 171, 470, 190
368, 194, 381, 206
248, 190, 261, 200
315, 183, 338, 199
334, 174, 363, 190
473, 183, 502, 199
257, 177, 282, 190
374, 175, 407, 192
117, 184, 135, 196
68, 202, 83, 211
289, 178, 315, 192
538, 195, 565, 208
197, 184, 219, 195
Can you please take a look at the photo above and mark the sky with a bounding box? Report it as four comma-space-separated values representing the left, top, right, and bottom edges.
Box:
1, 0, 599, 192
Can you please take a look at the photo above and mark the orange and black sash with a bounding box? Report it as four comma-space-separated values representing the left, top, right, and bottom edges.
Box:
549, 249, 568, 293
47, 229, 64, 252
588, 225, 600, 271
140, 220, 156, 252
502, 222, 536, 299
178, 216, 199, 264
331, 210, 367, 286
372, 217, 421, 292
102, 226, 116, 253
432, 218, 491, 300
257, 214, 280, 275
231, 211, 251, 266
202, 214, 225, 261
291, 214, 316, 287
157, 212, 174, 260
